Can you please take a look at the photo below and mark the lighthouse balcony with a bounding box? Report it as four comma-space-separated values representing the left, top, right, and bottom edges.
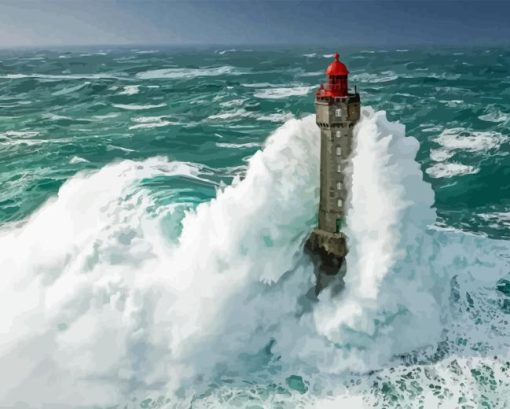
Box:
315, 89, 360, 104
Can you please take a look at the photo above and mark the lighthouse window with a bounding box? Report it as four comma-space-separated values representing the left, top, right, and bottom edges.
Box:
337, 182, 342, 190
336, 147, 342, 156
335, 108, 342, 117
337, 164, 342, 173
338, 199, 343, 208
336, 130, 341, 138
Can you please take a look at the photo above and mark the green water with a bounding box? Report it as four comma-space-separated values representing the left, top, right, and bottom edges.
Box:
1, 46, 510, 408
1, 46, 509, 235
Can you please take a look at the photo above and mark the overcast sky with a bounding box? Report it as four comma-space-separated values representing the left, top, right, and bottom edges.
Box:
0, 0, 509, 48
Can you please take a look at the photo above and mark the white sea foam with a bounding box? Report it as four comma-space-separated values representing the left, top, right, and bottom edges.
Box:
290, 109, 441, 372
1, 110, 508, 408
420, 124, 443, 133
254, 86, 315, 99
106, 144, 135, 153
351, 71, 398, 83
216, 142, 261, 149
219, 98, 247, 108
208, 109, 252, 120
129, 121, 174, 130
0, 139, 45, 147
43, 113, 73, 121
426, 162, 479, 178
296, 71, 323, 77
118, 85, 140, 96
479, 211, 510, 227
435, 128, 507, 152
113, 103, 166, 111
208, 109, 293, 123
128, 115, 177, 129
241, 82, 279, 88
0, 130, 40, 138
257, 112, 294, 122
479, 108, 510, 123
439, 99, 464, 107
135, 50, 159, 54
69, 156, 89, 164
429, 148, 454, 162
93, 113, 120, 120
136, 66, 240, 80
216, 49, 241, 55
0, 73, 125, 81
427, 128, 508, 175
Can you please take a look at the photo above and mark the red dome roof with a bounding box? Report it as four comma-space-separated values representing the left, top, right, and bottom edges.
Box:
326, 53, 349, 76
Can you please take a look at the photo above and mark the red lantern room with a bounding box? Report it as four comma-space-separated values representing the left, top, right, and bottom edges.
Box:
316, 53, 350, 98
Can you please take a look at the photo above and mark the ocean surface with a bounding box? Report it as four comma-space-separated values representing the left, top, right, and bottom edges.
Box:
0, 46, 509, 408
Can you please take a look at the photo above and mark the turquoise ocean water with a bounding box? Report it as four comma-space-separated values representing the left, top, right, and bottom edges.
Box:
1, 47, 510, 408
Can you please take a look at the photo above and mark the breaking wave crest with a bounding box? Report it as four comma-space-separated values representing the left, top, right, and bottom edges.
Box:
1, 109, 509, 408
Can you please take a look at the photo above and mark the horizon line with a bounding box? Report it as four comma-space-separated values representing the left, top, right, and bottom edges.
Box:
1, 41, 510, 51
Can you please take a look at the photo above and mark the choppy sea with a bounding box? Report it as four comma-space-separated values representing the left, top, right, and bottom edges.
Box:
1, 46, 509, 408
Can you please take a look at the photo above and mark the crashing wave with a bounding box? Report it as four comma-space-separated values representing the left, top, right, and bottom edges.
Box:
0, 110, 508, 408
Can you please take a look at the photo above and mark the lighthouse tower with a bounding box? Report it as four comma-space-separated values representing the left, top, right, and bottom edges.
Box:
306, 53, 360, 290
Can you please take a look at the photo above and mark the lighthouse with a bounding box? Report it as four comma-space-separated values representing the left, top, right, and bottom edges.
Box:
306, 53, 360, 293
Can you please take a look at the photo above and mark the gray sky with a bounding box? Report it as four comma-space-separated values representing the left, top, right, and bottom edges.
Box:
1, 0, 509, 48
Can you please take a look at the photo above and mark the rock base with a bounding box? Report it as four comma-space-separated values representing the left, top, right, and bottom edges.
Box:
305, 229, 347, 295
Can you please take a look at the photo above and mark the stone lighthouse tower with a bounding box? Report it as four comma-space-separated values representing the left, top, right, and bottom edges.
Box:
306, 53, 360, 291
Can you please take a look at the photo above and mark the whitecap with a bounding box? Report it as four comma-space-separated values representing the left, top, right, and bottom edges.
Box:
0, 131, 40, 138
241, 82, 278, 88
69, 156, 89, 164
0, 139, 44, 147
350, 71, 398, 83
136, 66, 239, 80
440, 99, 464, 108
426, 163, 479, 178
421, 125, 443, 133
479, 109, 510, 123
216, 49, 237, 55
296, 71, 323, 77
430, 148, 455, 162
135, 50, 159, 54
0, 73, 125, 81
106, 144, 135, 153
129, 122, 173, 130
219, 98, 247, 108
42, 113, 76, 121
216, 142, 261, 149
478, 212, 510, 227
435, 128, 507, 152
208, 109, 252, 120
256, 113, 294, 122
209, 109, 292, 123
128, 116, 177, 129
93, 113, 120, 120
113, 103, 166, 111
254, 86, 315, 99
118, 85, 140, 96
